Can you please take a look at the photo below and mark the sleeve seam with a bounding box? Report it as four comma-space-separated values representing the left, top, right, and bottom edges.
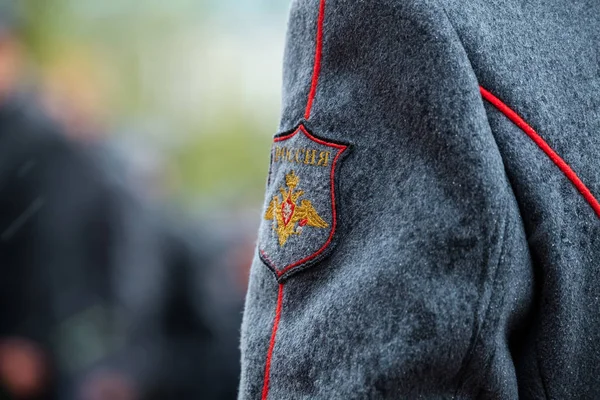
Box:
434, 5, 517, 397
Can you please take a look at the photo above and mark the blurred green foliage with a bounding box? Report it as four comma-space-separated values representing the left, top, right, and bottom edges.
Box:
176, 119, 272, 208
18, 0, 286, 208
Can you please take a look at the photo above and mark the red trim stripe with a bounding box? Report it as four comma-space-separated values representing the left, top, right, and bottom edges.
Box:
480, 86, 600, 217
304, 0, 326, 120
260, 2, 329, 396
261, 284, 285, 400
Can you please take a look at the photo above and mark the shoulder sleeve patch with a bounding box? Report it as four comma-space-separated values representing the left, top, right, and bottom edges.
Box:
258, 124, 350, 282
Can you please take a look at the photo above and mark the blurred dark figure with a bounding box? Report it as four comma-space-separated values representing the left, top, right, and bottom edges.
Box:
98, 214, 247, 400
0, 5, 55, 400
0, 74, 117, 398
0, 3, 248, 399
0, 4, 125, 398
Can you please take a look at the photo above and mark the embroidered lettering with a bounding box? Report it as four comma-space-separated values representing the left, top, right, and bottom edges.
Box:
272, 146, 329, 167
317, 151, 330, 167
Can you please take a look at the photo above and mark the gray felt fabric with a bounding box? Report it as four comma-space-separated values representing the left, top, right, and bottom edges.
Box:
239, 0, 600, 398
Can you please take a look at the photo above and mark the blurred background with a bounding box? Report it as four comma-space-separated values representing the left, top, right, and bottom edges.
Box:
0, 1, 289, 399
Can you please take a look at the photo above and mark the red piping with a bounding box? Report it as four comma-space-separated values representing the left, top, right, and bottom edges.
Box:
304, 0, 326, 120
261, 284, 285, 400
480, 86, 600, 217
260, 2, 329, 397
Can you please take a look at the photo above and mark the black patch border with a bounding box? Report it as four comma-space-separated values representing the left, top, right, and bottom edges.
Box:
259, 122, 352, 282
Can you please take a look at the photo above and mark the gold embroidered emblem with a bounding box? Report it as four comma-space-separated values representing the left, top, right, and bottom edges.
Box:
264, 171, 329, 247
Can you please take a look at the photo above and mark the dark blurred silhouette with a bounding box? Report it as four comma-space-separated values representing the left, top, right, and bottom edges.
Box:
0, 4, 247, 399
106, 215, 245, 400
0, 81, 124, 400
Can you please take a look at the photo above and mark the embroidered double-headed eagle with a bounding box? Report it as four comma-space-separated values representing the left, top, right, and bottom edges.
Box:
265, 171, 329, 247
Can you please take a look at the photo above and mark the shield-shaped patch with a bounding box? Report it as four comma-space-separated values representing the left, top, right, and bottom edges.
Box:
258, 124, 350, 282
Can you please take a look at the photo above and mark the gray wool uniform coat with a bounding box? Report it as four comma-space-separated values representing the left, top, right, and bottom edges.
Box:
239, 0, 600, 398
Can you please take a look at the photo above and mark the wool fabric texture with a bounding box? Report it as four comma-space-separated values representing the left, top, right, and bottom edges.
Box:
240, 0, 600, 398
